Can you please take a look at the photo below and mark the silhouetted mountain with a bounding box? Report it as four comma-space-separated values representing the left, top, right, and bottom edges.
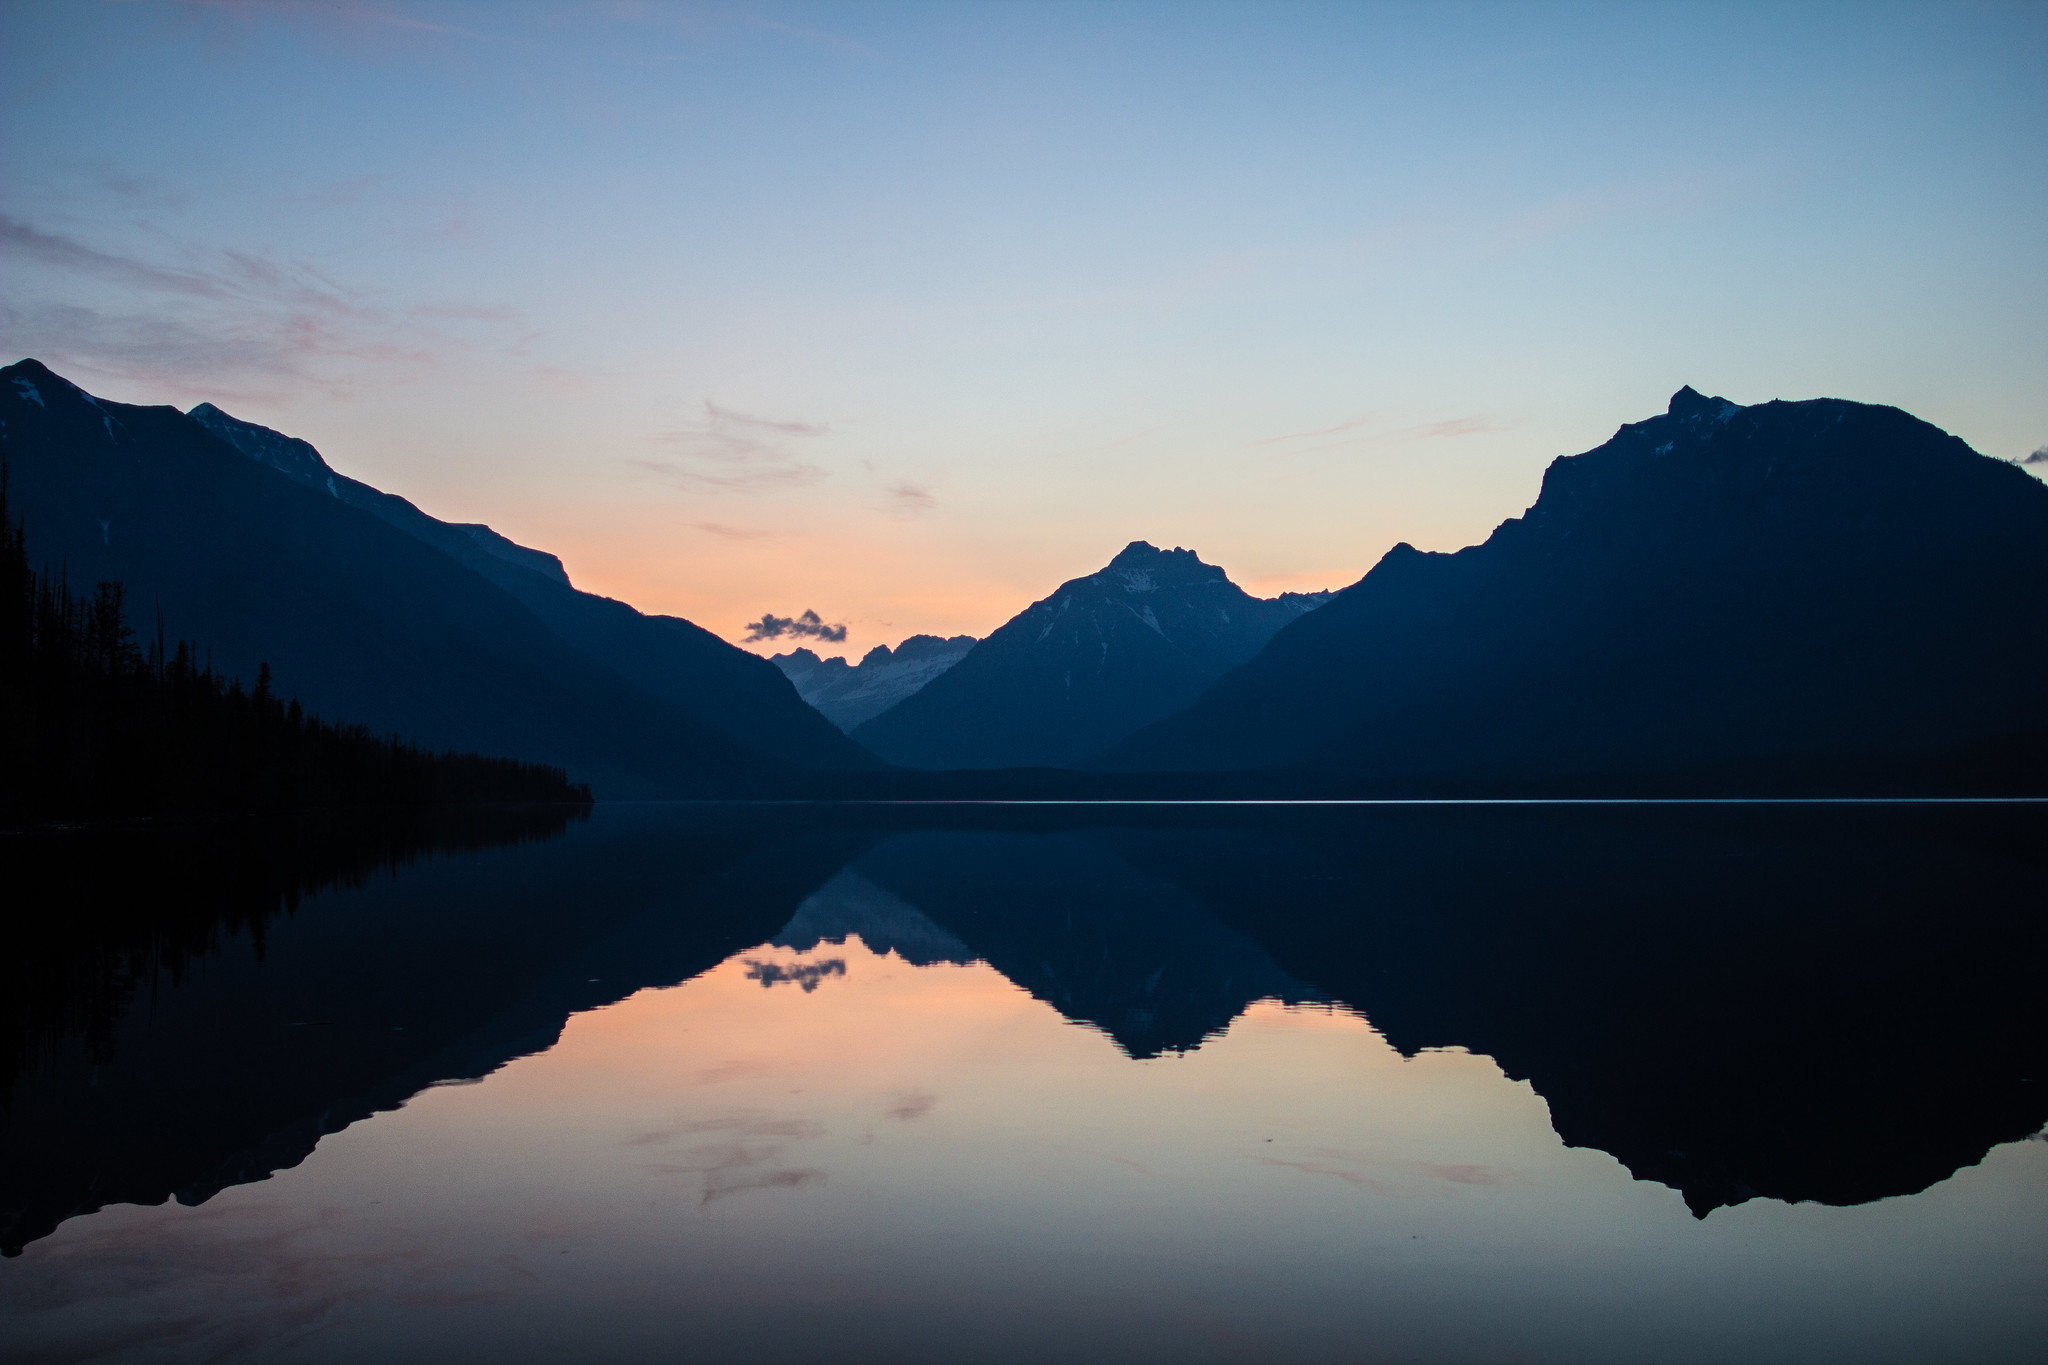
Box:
1099, 389, 2048, 792
773, 633, 977, 732
1, 360, 874, 794
182, 395, 874, 774
190, 402, 575, 586
854, 541, 1330, 769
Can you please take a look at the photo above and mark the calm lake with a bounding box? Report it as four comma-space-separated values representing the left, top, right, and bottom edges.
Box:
4, 801, 2045, 1364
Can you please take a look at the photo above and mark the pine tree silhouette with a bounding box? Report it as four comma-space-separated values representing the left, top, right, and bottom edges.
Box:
1, 463, 592, 823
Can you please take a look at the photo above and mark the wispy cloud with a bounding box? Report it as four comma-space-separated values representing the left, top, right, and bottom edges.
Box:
678, 402, 827, 441
0, 299, 423, 400
740, 14, 878, 60
634, 400, 829, 491
1256, 409, 1506, 453
1413, 416, 1504, 439
97, 172, 187, 211
0, 213, 229, 298
685, 521, 775, 540
0, 210, 523, 397
885, 480, 936, 514
181, 0, 485, 41
289, 174, 385, 210
1481, 162, 1767, 257
2025, 445, 2048, 465
411, 301, 521, 323
630, 455, 825, 492
1258, 411, 1388, 446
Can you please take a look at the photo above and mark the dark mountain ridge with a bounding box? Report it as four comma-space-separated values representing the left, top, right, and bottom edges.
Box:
854, 540, 1330, 769
190, 402, 574, 586
0, 359, 870, 794
181, 397, 872, 773
1099, 387, 2048, 789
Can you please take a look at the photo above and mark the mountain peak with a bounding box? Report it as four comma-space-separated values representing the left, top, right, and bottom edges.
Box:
5, 357, 95, 413
1100, 541, 1226, 592
1098, 386, 2048, 783
188, 402, 336, 486
854, 542, 1332, 768
1667, 386, 1739, 422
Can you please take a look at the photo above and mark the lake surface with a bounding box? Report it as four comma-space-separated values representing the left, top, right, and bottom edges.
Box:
4, 801, 2045, 1364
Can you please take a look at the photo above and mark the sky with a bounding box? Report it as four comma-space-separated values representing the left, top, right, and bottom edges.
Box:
3, 1, 2044, 659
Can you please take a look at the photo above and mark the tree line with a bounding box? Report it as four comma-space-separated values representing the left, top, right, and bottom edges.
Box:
1, 473, 592, 821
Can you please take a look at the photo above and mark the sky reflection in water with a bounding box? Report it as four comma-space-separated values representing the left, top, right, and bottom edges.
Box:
3, 805, 2046, 1364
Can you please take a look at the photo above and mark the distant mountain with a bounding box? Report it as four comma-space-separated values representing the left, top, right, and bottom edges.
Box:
1, 359, 875, 794
1098, 387, 2048, 790
772, 634, 976, 732
851, 542, 1331, 769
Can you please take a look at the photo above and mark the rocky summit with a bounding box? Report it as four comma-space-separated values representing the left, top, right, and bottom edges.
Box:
852, 541, 1330, 769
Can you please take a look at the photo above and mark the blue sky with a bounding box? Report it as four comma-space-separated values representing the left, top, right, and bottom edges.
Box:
4, 1, 2043, 654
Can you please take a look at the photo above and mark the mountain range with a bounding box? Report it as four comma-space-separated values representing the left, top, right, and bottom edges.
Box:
6, 359, 2041, 797
1099, 387, 2048, 790
853, 541, 1331, 769
772, 634, 978, 732
1, 359, 873, 796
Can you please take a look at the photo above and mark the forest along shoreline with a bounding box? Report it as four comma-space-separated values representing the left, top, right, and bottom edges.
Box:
1, 471, 593, 830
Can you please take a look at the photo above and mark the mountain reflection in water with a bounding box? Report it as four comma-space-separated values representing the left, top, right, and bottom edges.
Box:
2, 802, 2044, 1364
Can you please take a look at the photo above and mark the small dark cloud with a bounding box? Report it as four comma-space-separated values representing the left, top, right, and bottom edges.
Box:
2025, 446, 2048, 465
742, 610, 847, 644
743, 957, 847, 992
